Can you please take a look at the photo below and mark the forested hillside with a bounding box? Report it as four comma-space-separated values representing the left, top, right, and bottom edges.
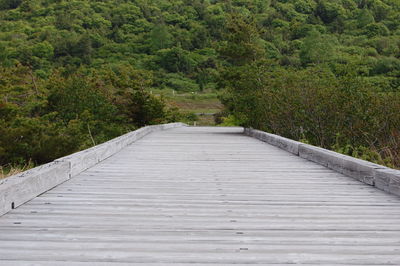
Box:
1, 0, 399, 172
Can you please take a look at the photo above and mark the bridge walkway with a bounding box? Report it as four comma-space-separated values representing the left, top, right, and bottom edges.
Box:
0, 126, 400, 265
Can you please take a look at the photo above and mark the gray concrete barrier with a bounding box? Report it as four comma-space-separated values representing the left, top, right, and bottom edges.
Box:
0, 123, 187, 216
245, 128, 400, 197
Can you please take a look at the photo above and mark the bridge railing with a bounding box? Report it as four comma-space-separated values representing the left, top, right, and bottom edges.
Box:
0, 123, 187, 216
245, 128, 400, 197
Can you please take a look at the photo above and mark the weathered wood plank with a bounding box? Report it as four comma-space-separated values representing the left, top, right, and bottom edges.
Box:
0, 126, 400, 265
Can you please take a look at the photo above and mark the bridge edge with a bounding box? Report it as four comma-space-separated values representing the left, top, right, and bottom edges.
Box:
0, 122, 187, 216
244, 128, 400, 197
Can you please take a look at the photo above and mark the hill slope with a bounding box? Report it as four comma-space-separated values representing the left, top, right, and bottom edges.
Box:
0, 0, 399, 169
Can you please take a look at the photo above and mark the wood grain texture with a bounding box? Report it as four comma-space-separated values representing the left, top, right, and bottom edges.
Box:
1, 126, 400, 265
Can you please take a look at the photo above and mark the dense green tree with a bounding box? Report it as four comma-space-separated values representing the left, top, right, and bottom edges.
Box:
357, 8, 375, 27
156, 46, 196, 73
219, 13, 265, 66
149, 24, 173, 51
299, 29, 337, 65
0, 0, 22, 10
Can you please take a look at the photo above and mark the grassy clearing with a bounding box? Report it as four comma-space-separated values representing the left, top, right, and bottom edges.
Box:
151, 89, 224, 126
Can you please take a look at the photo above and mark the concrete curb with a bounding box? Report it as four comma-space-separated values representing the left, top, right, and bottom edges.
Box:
245, 128, 400, 197
0, 123, 187, 216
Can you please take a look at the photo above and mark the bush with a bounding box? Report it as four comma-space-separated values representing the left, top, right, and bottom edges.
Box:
221, 63, 400, 168
164, 73, 199, 92
0, 65, 181, 167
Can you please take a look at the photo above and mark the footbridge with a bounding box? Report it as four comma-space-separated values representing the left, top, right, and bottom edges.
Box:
1, 123, 400, 265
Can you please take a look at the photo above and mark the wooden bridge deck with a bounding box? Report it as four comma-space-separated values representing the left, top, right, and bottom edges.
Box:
1, 126, 400, 265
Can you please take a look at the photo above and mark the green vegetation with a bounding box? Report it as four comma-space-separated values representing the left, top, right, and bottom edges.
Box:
218, 5, 400, 168
0, 159, 33, 179
0, 64, 190, 167
152, 89, 223, 125
0, 0, 399, 168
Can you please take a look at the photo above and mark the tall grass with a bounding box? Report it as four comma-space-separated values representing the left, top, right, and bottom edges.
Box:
0, 161, 34, 179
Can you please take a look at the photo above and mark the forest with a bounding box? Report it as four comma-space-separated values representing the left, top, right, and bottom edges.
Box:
0, 0, 399, 174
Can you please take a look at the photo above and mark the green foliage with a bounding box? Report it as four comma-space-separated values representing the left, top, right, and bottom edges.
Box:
125, 91, 166, 126
218, 13, 265, 66
357, 9, 375, 27
46, 74, 118, 123
217, 2, 400, 167
0, 0, 398, 88
218, 114, 242, 127
156, 47, 196, 73
149, 24, 173, 51
299, 29, 338, 65
164, 73, 199, 92
364, 22, 390, 37
0, 0, 22, 10
0, 65, 180, 166
1, 0, 400, 168
220, 60, 400, 167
